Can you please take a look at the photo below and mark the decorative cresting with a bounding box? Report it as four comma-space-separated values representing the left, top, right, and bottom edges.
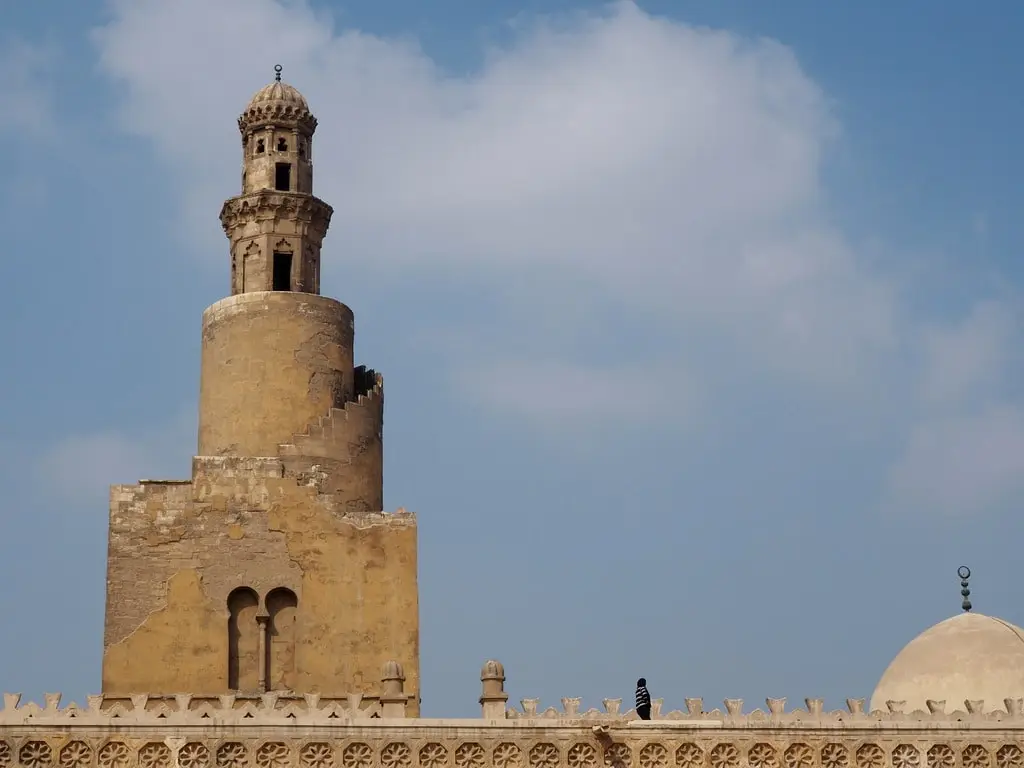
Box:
480, 659, 1024, 724
4, 678, 1024, 768
0, 664, 408, 727
6, 662, 1024, 727
504, 693, 1024, 723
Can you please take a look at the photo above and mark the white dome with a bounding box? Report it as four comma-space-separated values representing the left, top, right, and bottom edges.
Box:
870, 612, 1024, 714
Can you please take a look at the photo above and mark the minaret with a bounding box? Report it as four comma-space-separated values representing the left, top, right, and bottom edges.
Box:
199, 65, 350, 459
101, 69, 419, 712
224, 64, 326, 297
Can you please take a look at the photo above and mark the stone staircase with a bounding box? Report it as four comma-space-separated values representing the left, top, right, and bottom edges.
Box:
277, 366, 382, 460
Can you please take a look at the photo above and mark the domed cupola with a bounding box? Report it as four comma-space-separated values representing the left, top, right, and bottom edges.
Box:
870, 567, 1024, 713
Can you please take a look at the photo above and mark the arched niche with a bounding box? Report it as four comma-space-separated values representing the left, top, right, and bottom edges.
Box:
266, 587, 298, 691
227, 586, 260, 691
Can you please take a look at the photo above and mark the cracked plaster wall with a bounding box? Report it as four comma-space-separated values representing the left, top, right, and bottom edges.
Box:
102, 457, 419, 713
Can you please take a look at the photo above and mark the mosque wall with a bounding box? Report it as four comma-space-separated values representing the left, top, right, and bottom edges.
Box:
4, 668, 1024, 768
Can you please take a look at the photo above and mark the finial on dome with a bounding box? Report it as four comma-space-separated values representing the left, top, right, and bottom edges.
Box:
959, 565, 972, 612
274, 64, 283, 82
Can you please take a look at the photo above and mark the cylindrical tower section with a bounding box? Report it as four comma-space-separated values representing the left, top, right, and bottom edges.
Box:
198, 291, 354, 456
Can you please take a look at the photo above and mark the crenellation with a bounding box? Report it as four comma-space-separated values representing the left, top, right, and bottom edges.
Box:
4, 691, 1024, 768
6, 683, 1024, 725
502, 682, 1024, 724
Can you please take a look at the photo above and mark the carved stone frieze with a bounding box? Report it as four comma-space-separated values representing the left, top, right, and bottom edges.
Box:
219, 192, 333, 240
2, 735, 1024, 768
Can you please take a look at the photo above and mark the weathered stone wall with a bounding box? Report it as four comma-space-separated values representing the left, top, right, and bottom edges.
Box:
197, 292, 354, 457
223, 193, 332, 296
101, 457, 418, 709
4, 724, 1024, 768
241, 129, 313, 196
278, 368, 384, 513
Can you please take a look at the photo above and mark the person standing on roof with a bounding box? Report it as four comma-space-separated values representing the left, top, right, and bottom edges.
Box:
635, 677, 652, 720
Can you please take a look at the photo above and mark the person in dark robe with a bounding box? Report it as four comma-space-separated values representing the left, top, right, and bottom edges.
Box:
635, 677, 652, 720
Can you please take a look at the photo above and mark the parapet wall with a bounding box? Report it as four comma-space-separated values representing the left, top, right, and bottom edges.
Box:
11, 660, 1024, 726
4, 662, 1024, 768
2, 693, 1024, 768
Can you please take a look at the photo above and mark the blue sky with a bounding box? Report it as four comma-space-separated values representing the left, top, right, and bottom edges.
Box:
2, 0, 1024, 717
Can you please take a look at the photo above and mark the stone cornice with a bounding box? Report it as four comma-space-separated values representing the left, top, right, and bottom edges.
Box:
238, 105, 317, 137
219, 192, 333, 241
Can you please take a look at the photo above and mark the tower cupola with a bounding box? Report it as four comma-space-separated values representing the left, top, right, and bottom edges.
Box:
220, 65, 332, 295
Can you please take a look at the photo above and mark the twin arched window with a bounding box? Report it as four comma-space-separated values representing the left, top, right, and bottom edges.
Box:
227, 586, 298, 692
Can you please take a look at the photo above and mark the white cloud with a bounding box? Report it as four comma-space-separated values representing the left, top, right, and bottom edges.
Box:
89, 0, 1024, 516
93, 0, 897, 385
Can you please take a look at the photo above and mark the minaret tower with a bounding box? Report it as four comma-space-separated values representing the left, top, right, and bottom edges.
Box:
200, 65, 347, 457
224, 65, 325, 297
101, 69, 419, 712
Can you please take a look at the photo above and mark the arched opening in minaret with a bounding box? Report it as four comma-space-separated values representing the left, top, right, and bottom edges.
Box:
266, 587, 298, 691
277, 137, 288, 152
274, 162, 291, 191
227, 587, 260, 691
272, 252, 293, 291
255, 138, 265, 154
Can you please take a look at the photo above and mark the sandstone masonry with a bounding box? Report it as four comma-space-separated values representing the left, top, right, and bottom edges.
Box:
100, 70, 419, 711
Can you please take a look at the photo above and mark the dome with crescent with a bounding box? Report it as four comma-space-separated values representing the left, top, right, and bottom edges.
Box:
238, 65, 317, 135
870, 609, 1024, 714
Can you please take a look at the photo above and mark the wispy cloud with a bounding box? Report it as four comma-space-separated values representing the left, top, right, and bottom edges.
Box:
86, 0, 1024, 517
